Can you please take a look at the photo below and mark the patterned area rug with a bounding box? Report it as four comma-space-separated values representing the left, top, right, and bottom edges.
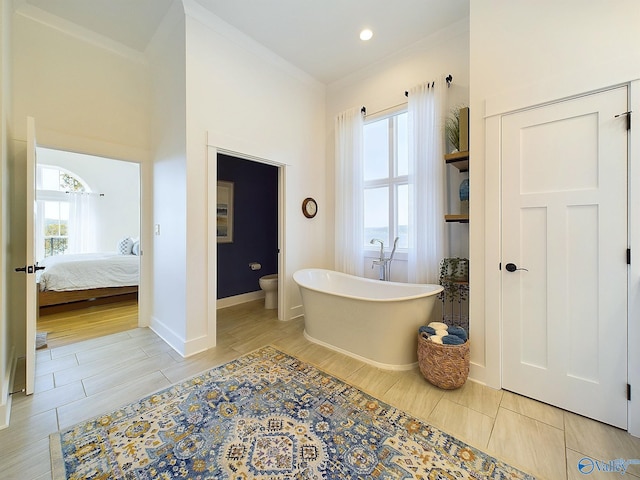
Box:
50, 346, 534, 479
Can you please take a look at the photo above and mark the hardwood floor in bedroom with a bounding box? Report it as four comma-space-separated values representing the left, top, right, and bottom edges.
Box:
3, 300, 639, 479
36, 300, 138, 349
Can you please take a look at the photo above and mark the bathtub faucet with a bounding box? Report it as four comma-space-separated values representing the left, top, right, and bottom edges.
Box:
370, 237, 399, 281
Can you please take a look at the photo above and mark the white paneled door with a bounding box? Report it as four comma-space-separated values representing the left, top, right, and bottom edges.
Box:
501, 87, 629, 428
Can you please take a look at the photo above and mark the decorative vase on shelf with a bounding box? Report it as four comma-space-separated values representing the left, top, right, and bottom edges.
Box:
459, 178, 469, 214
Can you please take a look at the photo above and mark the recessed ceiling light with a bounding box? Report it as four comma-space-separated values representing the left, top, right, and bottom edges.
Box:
360, 29, 373, 41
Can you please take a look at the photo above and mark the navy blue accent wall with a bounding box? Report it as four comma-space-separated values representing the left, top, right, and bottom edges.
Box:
217, 154, 278, 299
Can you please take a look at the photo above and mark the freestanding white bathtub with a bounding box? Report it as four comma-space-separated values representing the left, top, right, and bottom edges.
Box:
293, 268, 443, 370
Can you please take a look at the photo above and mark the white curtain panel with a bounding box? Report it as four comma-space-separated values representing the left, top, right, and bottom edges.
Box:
407, 76, 447, 284
67, 192, 98, 254
334, 107, 364, 276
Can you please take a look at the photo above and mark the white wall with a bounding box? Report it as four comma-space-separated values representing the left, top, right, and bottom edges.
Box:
171, 1, 326, 355
36, 148, 140, 254
325, 18, 470, 280
147, 0, 188, 348
469, 0, 640, 433
0, 0, 13, 429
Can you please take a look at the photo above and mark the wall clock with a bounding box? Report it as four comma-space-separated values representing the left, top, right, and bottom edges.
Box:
302, 197, 318, 218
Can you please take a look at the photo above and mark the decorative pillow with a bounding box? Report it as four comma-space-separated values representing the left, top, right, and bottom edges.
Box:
132, 240, 140, 256
117, 237, 133, 255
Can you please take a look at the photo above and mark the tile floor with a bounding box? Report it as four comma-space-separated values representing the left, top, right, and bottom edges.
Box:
1, 300, 639, 479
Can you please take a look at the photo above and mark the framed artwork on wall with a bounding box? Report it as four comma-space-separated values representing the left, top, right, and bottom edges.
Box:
216, 180, 234, 243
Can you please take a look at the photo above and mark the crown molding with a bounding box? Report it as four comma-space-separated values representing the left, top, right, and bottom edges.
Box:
13, 0, 147, 64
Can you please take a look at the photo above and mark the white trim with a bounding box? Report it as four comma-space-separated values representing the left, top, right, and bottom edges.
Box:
207, 138, 289, 352
149, 316, 187, 357
289, 304, 304, 321
474, 114, 502, 388
0, 347, 16, 430
206, 147, 218, 349
216, 290, 265, 309
13, 0, 147, 64
628, 80, 640, 437
149, 318, 212, 358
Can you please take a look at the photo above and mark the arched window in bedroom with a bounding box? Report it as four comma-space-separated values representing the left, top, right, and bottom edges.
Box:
36, 165, 96, 258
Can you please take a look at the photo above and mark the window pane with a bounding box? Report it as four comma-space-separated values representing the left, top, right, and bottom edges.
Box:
396, 113, 408, 176
364, 119, 389, 181
364, 187, 389, 246
397, 184, 408, 248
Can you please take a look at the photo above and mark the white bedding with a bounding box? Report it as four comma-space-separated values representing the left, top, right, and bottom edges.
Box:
36, 252, 139, 292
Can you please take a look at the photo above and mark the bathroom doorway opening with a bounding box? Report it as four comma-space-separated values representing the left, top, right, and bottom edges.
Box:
214, 152, 283, 317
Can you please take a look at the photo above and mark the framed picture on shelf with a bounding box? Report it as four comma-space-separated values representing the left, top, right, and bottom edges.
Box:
216, 181, 234, 243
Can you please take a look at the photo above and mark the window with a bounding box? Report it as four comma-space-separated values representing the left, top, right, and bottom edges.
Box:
363, 111, 408, 249
36, 165, 88, 257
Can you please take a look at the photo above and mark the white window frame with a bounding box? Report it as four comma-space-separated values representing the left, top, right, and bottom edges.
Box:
363, 108, 408, 257
36, 165, 90, 258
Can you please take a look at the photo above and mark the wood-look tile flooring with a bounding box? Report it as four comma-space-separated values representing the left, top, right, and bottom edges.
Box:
2, 300, 639, 479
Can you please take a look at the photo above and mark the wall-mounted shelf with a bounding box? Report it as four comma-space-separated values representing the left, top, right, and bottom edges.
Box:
444, 151, 469, 172
445, 214, 469, 223
444, 150, 470, 223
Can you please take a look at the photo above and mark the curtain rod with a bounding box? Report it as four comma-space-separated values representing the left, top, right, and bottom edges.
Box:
361, 74, 452, 116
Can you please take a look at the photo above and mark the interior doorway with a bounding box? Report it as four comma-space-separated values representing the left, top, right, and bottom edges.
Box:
35, 147, 142, 349
207, 144, 287, 351
500, 86, 629, 428
216, 153, 279, 310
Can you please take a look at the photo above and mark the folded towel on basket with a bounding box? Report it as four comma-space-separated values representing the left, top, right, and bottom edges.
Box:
419, 325, 437, 336
442, 334, 465, 345
419, 323, 468, 345
447, 326, 468, 342
428, 322, 449, 331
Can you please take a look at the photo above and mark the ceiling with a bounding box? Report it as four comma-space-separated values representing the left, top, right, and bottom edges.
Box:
19, 0, 469, 84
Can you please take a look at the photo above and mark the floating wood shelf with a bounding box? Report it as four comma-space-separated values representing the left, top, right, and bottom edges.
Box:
444, 150, 469, 172
444, 214, 469, 223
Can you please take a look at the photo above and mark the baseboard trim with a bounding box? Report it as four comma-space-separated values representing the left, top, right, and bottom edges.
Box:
149, 316, 186, 357
288, 304, 304, 321
0, 346, 17, 430
216, 291, 264, 309
149, 316, 216, 358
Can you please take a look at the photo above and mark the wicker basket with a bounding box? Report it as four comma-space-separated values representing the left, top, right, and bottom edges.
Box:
417, 334, 470, 389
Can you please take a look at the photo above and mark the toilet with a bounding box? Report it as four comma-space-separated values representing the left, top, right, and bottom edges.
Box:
258, 274, 278, 309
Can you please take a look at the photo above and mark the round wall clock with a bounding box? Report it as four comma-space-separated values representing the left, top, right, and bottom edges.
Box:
302, 197, 318, 218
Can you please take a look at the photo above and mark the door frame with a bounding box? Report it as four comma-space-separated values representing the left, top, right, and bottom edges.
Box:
483, 81, 640, 436
28, 129, 148, 329
206, 131, 289, 352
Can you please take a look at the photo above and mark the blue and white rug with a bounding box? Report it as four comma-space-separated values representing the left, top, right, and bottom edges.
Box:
50, 346, 534, 479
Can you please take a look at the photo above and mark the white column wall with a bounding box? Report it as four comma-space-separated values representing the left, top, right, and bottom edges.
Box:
178, 3, 326, 353
0, 0, 13, 429
147, 1, 188, 349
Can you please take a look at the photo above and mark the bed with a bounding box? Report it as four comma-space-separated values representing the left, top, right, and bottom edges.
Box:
36, 252, 140, 314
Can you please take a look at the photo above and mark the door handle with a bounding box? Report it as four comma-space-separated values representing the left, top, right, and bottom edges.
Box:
505, 262, 528, 272
14, 265, 45, 274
